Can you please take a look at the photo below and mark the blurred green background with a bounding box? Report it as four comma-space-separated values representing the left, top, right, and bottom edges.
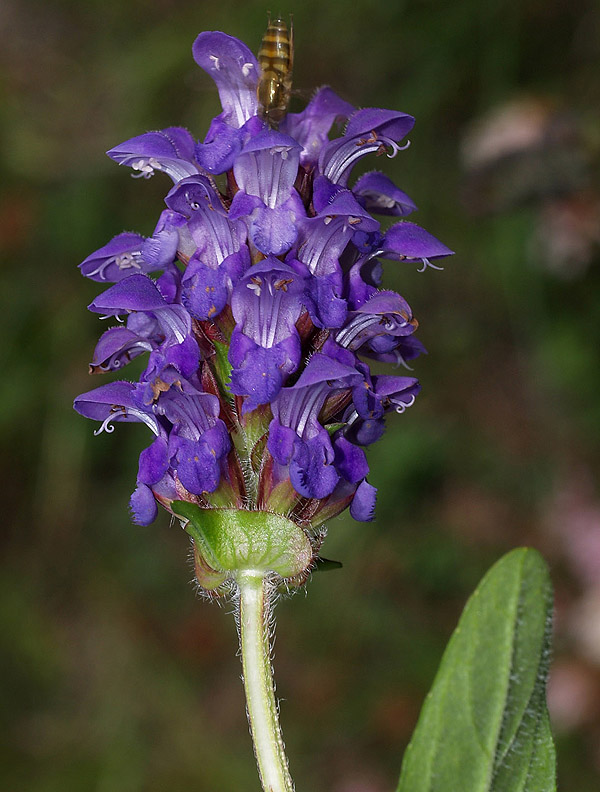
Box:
2, 0, 600, 789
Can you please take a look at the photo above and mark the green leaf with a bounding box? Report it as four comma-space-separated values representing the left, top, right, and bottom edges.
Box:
397, 548, 556, 792
171, 502, 313, 580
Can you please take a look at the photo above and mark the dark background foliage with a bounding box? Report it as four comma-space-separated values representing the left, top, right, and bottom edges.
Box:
2, 0, 600, 789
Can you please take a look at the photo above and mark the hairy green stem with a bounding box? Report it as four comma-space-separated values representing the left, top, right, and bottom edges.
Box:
237, 571, 295, 792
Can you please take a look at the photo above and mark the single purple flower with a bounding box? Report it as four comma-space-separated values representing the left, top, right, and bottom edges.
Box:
268, 353, 362, 499
319, 108, 414, 186
193, 32, 260, 173
158, 384, 231, 496
229, 258, 306, 411
379, 221, 455, 270
296, 189, 379, 328
79, 232, 148, 282
107, 127, 200, 183
193, 32, 259, 129
73, 380, 161, 436
230, 129, 305, 256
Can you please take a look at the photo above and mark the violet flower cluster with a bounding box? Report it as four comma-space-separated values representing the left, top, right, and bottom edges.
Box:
74, 31, 452, 534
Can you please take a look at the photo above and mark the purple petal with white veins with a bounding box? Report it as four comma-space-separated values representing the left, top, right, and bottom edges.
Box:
234, 130, 302, 208
229, 257, 305, 407
192, 32, 259, 128
231, 258, 305, 346
297, 189, 378, 277
107, 127, 199, 183
166, 175, 246, 267
335, 290, 416, 350
319, 109, 414, 186
158, 388, 221, 439
165, 174, 224, 217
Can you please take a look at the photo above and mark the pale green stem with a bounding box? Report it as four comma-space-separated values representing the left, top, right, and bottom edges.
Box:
237, 571, 295, 792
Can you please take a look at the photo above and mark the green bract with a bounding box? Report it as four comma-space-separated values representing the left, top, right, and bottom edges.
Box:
172, 502, 313, 588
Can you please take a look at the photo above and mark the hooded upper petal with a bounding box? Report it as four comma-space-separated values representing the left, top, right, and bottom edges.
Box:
79, 232, 148, 282
107, 127, 199, 183
379, 222, 454, 262
192, 32, 259, 128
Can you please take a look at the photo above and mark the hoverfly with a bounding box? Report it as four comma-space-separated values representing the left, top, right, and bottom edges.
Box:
257, 15, 293, 128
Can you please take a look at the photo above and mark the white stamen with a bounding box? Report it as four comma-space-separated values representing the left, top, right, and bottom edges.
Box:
417, 257, 445, 273
394, 394, 416, 414
209, 55, 220, 70
386, 139, 411, 159
130, 157, 163, 180
394, 352, 414, 371
242, 62, 254, 77
94, 415, 117, 435
371, 195, 397, 209
99, 313, 124, 322
116, 252, 142, 271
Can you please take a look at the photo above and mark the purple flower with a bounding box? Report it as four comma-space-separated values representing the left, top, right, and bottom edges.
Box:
75, 25, 453, 548
229, 258, 306, 411
192, 32, 260, 173
229, 129, 305, 255
268, 353, 362, 499
107, 127, 200, 183
80, 232, 148, 282
319, 108, 414, 187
